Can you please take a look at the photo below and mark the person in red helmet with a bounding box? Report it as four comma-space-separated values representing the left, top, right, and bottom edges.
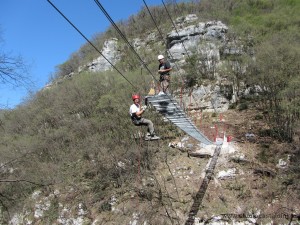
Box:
129, 94, 160, 140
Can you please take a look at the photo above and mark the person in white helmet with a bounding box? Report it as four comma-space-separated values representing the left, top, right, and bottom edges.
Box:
157, 55, 172, 94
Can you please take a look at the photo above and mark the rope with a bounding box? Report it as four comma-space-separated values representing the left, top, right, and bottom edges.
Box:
135, 126, 143, 209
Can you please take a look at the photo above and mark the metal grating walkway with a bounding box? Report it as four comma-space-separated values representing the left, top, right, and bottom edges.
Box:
146, 94, 213, 145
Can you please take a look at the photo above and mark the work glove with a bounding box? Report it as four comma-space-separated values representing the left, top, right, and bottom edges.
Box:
141, 105, 147, 111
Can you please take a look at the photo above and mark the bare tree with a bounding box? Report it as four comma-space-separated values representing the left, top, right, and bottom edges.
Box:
0, 32, 31, 88
0, 51, 30, 87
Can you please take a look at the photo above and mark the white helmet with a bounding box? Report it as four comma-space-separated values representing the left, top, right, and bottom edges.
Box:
157, 55, 164, 60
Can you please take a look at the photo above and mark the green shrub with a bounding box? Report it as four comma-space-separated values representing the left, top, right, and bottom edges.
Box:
228, 103, 236, 109
257, 148, 268, 163
99, 201, 112, 212
255, 114, 263, 120
238, 102, 248, 111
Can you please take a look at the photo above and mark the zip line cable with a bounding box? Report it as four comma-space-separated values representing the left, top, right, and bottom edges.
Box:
46, 1, 160, 143
93, 0, 157, 82
46, 0, 137, 90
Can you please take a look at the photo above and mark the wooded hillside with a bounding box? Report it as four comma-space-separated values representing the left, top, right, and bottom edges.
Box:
0, 0, 299, 224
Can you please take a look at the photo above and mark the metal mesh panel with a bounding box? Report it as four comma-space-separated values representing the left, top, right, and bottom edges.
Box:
147, 95, 213, 145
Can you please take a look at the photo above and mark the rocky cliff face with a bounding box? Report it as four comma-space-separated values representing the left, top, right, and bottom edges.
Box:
81, 38, 121, 73
83, 15, 230, 73
167, 19, 228, 62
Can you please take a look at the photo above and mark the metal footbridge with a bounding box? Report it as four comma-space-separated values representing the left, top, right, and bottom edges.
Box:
146, 94, 213, 145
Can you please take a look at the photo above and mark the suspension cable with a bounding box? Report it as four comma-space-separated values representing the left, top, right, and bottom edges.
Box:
46, 0, 137, 90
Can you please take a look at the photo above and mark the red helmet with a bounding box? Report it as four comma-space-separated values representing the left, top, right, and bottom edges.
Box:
132, 94, 140, 100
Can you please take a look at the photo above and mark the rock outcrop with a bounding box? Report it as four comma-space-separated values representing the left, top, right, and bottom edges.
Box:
167, 19, 228, 61
81, 38, 121, 73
